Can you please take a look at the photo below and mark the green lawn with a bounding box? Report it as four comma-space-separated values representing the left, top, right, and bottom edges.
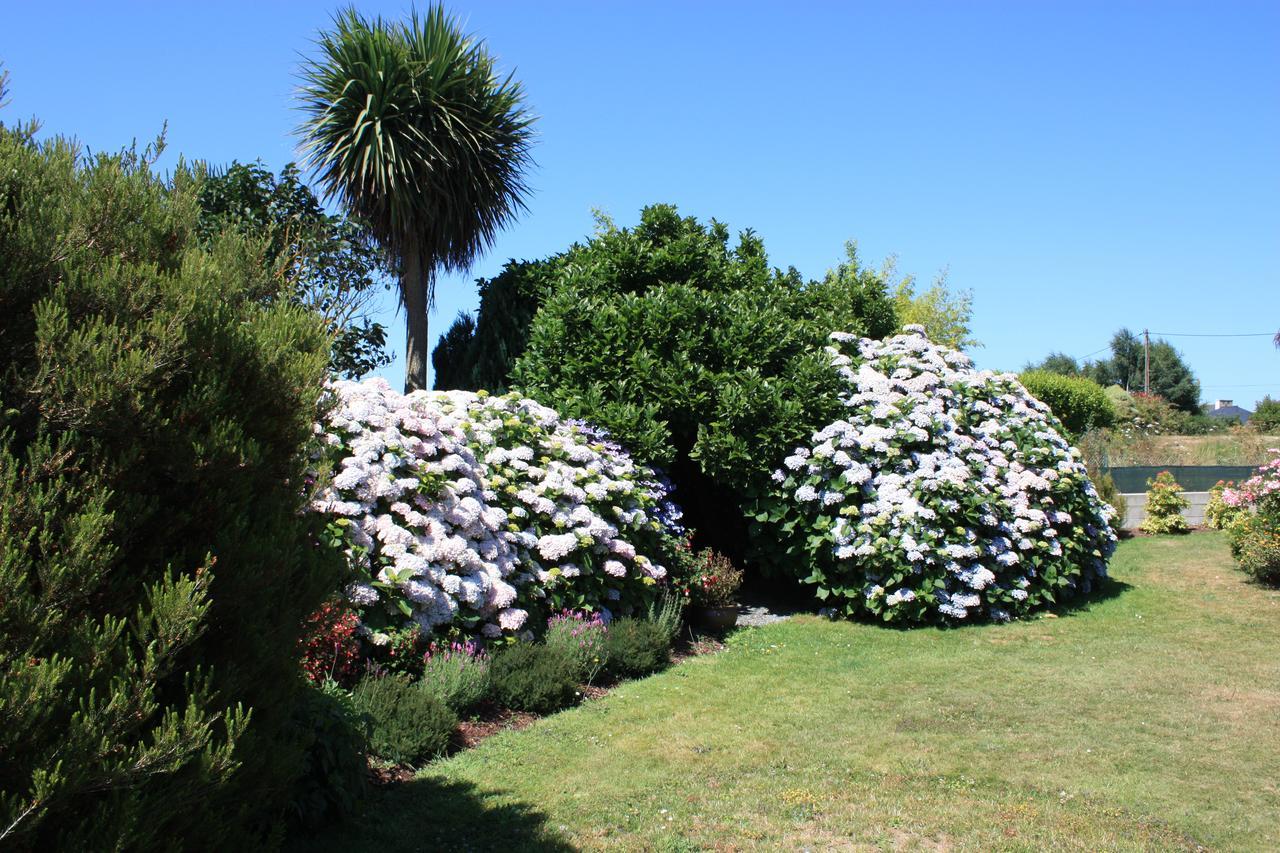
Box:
298, 533, 1280, 851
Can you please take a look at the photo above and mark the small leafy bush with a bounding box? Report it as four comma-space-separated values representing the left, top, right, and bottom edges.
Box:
647, 587, 686, 645
1019, 370, 1116, 440
603, 617, 671, 680
1205, 481, 1243, 530
544, 611, 610, 685
1230, 514, 1280, 585
685, 549, 743, 607
1252, 396, 1280, 433
350, 673, 456, 765
299, 599, 363, 687
419, 640, 490, 714
288, 680, 368, 829
1140, 471, 1190, 535
1223, 452, 1280, 585
756, 327, 1117, 624
489, 643, 579, 714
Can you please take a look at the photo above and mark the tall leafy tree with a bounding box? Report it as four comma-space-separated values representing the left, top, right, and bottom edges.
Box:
296, 5, 534, 391
1082, 328, 1200, 413
197, 161, 392, 378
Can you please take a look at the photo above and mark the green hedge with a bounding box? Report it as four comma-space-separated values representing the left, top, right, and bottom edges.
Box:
1018, 370, 1116, 439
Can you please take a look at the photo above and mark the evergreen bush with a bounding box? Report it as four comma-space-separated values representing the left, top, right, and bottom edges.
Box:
418, 641, 491, 714
288, 680, 368, 829
1018, 370, 1116, 439
0, 126, 338, 848
603, 618, 671, 680
350, 673, 456, 765
1140, 471, 1190, 535
488, 643, 579, 714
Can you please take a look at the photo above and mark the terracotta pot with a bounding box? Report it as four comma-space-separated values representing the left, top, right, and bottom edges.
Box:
696, 605, 739, 631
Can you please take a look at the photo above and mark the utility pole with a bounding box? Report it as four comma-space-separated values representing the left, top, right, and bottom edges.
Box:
1143, 328, 1150, 394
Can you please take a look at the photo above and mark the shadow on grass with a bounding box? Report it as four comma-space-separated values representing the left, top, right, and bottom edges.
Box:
289, 776, 574, 853
1050, 575, 1133, 616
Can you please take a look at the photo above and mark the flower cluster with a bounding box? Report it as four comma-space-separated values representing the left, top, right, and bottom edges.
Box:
311, 378, 682, 641
1222, 450, 1280, 514
759, 326, 1116, 624
298, 599, 362, 686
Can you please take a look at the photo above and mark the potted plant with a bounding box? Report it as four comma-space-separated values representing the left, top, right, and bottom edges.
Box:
687, 548, 743, 631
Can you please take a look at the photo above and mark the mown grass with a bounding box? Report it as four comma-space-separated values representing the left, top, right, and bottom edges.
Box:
296, 534, 1280, 851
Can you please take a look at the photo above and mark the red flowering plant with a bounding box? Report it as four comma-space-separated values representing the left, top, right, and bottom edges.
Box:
299, 598, 362, 686
684, 548, 743, 608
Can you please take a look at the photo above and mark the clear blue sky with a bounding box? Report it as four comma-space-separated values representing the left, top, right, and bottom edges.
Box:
4, 1, 1278, 404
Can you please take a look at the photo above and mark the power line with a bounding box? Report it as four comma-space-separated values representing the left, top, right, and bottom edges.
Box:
1149, 331, 1275, 338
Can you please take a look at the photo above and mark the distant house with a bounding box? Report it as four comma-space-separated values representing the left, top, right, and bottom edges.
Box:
1207, 399, 1252, 424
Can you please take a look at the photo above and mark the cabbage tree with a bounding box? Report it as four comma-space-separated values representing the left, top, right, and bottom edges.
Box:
296, 5, 534, 390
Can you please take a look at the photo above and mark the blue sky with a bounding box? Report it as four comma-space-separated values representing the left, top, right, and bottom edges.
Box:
4, 1, 1277, 404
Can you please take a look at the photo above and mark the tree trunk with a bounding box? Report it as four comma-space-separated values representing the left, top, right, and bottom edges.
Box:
401, 246, 430, 392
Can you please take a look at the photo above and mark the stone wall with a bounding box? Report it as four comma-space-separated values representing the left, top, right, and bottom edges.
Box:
1119, 491, 1211, 530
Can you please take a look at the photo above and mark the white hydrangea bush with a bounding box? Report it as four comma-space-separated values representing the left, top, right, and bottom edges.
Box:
759, 326, 1116, 624
311, 378, 681, 641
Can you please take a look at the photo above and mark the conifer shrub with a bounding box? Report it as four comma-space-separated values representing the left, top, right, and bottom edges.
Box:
488, 643, 579, 713
602, 617, 671, 680
350, 673, 456, 765
0, 126, 339, 847
1140, 471, 1190, 534
756, 328, 1116, 624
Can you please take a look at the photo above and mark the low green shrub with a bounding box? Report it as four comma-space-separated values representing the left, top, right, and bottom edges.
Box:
489, 643, 579, 714
1140, 471, 1190, 535
418, 641, 490, 714
350, 674, 456, 765
1019, 370, 1116, 439
288, 680, 368, 829
1230, 514, 1280, 585
1205, 481, 1243, 530
603, 618, 671, 680
647, 587, 686, 645
544, 611, 610, 685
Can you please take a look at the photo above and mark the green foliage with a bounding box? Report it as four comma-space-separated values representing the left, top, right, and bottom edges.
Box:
1026, 351, 1082, 376
489, 643, 579, 714
350, 673, 456, 765
1229, 513, 1280, 585
544, 612, 610, 686
1140, 471, 1190, 534
646, 588, 686, 646
288, 680, 368, 829
499, 205, 898, 558
1018, 370, 1116, 439
1083, 329, 1201, 414
1093, 472, 1127, 530
1252, 396, 1280, 433
685, 548, 744, 607
197, 161, 392, 378
418, 644, 490, 714
0, 127, 339, 848
1204, 481, 1243, 531
603, 618, 671, 680
296, 4, 534, 390
864, 249, 977, 350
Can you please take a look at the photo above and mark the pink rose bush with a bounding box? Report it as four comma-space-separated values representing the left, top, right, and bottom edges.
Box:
311, 378, 681, 642
757, 326, 1116, 624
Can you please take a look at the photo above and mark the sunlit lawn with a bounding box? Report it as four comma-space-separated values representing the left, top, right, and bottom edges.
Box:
297, 533, 1280, 851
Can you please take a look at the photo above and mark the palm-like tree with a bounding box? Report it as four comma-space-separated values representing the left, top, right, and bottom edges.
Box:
296, 6, 534, 390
